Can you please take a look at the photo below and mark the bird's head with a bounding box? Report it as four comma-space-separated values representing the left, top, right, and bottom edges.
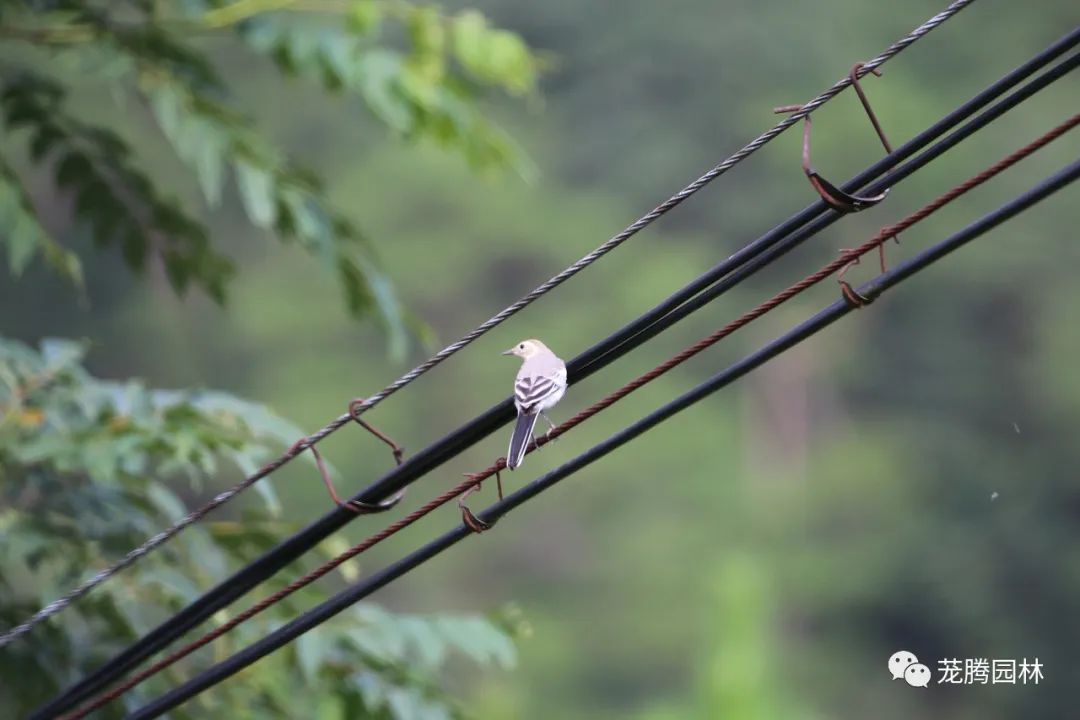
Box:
502, 338, 548, 360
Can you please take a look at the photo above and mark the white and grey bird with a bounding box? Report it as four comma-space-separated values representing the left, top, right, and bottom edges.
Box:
503, 338, 567, 470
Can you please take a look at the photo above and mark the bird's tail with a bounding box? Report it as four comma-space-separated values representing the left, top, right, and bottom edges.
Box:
507, 411, 539, 470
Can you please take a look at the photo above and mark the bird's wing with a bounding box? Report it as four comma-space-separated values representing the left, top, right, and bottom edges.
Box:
514, 372, 560, 413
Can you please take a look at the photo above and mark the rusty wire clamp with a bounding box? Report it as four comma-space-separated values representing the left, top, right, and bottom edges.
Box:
774, 63, 897, 220
289, 436, 405, 514
848, 62, 903, 272
321, 397, 408, 513
289, 398, 408, 515
348, 398, 405, 466
458, 422, 562, 531
836, 250, 874, 308
458, 464, 504, 534
458, 484, 491, 533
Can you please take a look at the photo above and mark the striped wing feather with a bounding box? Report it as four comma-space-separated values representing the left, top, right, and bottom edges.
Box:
515, 374, 557, 412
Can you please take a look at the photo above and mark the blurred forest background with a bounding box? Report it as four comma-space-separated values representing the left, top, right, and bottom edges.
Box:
2, 0, 1080, 718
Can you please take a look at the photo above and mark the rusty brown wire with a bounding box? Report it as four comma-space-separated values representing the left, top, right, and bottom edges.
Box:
779, 62, 907, 276
61, 110, 1080, 720
770, 107, 889, 213
348, 398, 406, 465
848, 61, 904, 272
850, 63, 893, 152
289, 398, 408, 514
775, 61, 900, 229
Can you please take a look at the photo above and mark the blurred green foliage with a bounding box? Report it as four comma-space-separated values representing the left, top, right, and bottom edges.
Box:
0, 0, 540, 716
0, 0, 543, 353
0, 337, 520, 717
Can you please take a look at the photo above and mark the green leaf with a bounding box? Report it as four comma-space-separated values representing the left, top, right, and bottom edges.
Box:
451, 11, 537, 95
409, 7, 446, 57
184, 118, 227, 201
162, 247, 192, 293
55, 151, 93, 190
487, 31, 535, 94
363, 260, 407, 361
451, 10, 488, 74
407, 6, 447, 84
338, 253, 375, 316
145, 483, 188, 523
6, 211, 40, 275
138, 565, 202, 603
40, 338, 87, 372
348, 1, 383, 36
74, 180, 123, 245
386, 687, 426, 720
435, 615, 517, 669
347, 613, 406, 664
228, 451, 285, 516
357, 50, 415, 133
29, 123, 64, 162
52, 247, 84, 287
121, 226, 149, 269
296, 632, 327, 684
352, 670, 389, 712
149, 84, 183, 143
236, 160, 277, 228
2, 101, 46, 130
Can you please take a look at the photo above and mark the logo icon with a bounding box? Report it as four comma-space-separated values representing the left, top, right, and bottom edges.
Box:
888, 650, 919, 681
905, 662, 932, 688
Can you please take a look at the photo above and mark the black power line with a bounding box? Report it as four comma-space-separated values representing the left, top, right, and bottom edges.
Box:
597, 46, 1080, 358
125, 157, 1080, 720
33, 27, 1080, 719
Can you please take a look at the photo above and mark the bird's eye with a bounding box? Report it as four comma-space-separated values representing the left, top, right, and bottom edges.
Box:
519, 344, 525, 349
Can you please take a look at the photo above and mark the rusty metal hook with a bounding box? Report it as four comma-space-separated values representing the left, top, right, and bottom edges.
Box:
349, 398, 405, 465
835, 247, 874, 308
457, 458, 509, 534
290, 398, 409, 514
850, 62, 903, 273
839, 279, 873, 308
774, 63, 898, 216
772, 107, 890, 213
849, 63, 892, 154
291, 438, 405, 514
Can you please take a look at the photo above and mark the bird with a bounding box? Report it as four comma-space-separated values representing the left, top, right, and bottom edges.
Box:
503, 338, 567, 470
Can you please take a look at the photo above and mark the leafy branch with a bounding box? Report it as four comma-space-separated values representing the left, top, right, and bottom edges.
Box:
0, 150, 83, 285
0, 336, 520, 717
1, 73, 236, 300
0, 0, 545, 350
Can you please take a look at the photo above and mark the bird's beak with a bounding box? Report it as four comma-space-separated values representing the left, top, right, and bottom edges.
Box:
501, 348, 516, 356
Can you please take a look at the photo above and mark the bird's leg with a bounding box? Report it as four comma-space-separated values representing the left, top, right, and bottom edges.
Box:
539, 411, 558, 444
539, 411, 557, 432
